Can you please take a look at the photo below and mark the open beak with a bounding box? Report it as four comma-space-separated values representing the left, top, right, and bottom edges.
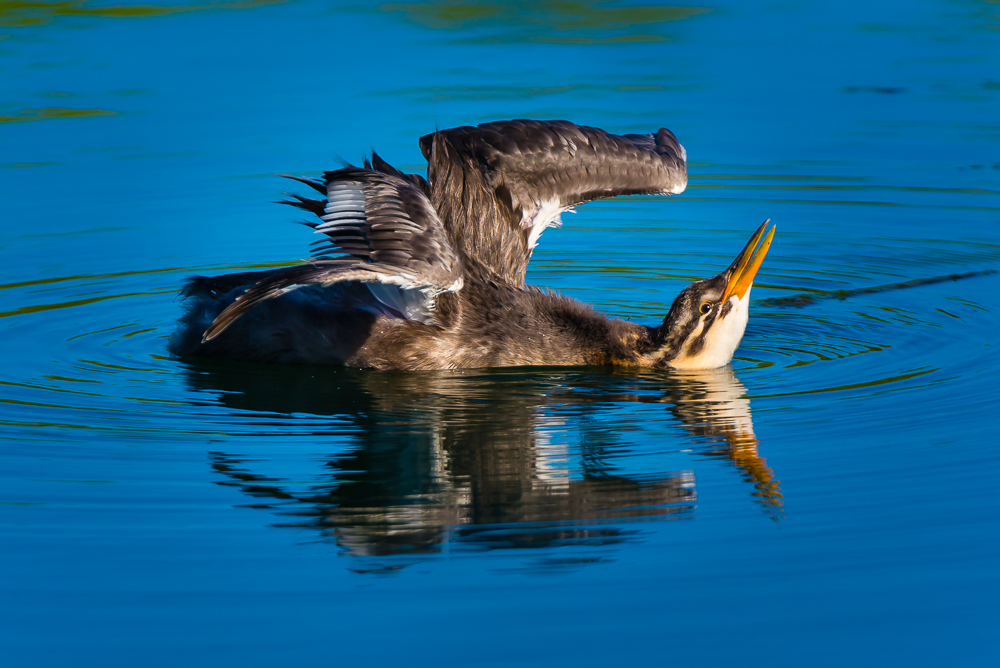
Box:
721, 220, 776, 302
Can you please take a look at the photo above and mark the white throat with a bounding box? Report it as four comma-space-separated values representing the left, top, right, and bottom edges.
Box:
669, 288, 752, 370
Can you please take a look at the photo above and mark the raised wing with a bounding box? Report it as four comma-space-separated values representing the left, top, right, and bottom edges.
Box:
419, 119, 688, 286
202, 168, 463, 341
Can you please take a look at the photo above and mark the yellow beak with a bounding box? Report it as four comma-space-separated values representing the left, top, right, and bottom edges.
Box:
721, 220, 776, 302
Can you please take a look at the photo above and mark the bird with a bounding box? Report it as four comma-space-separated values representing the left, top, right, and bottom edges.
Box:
169, 119, 774, 371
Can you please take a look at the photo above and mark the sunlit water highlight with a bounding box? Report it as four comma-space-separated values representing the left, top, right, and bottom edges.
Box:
1, 1, 999, 665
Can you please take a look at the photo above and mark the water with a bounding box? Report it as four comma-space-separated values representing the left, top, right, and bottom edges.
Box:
2, 1, 999, 665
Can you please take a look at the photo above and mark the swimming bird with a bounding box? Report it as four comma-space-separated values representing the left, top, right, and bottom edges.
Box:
170, 119, 774, 370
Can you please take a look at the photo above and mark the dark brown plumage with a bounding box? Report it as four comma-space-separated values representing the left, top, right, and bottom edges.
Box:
421, 119, 686, 286
170, 119, 773, 371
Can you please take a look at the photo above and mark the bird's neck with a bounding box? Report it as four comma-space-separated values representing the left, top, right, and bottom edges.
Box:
639, 322, 686, 368
642, 314, 747, 370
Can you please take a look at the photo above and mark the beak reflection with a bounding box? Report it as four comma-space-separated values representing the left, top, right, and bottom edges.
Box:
722, 220, 776, 302
665, 367, 783, 516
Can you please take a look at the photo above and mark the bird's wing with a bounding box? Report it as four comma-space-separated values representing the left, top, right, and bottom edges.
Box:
202, 168, 463, 341
419, 119, 687, 285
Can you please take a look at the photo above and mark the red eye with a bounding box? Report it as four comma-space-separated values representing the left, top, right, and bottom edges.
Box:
699, 301, 712, 314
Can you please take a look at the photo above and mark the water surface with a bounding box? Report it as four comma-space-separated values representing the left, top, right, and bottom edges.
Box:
1, 1, 999, 665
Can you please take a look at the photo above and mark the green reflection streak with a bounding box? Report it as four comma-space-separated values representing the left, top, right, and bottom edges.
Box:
0, 396, 109, 411
0, 288, 174, 319
469, 33, 668, 44
121, 327, 157, 338
750, 367, 938, 399
0, 161, 59, 168
66, 323, 137, 342
78, 359, 159, 372
0, 260, 293, 292
370, 82, 680, 101
0, 107, 114, 123
42, 375, 100, 384
693, 174, 866, 181
679, 196, 1000, 212
0, 0, 287, 27
0, 378, 106, 399
25, 479, 113, 483
377, 1, 709, 43
689, 182, 1000, 196
380, 1, 707, 29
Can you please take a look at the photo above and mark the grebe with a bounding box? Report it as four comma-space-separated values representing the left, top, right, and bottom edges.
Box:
170, 119, 774, 370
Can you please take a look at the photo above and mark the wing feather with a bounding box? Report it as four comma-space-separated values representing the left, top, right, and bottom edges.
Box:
203, 168, 462, 341
419, 119, 687, 284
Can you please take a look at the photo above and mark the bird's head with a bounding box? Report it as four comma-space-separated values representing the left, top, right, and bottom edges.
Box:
647, 221, 775, 370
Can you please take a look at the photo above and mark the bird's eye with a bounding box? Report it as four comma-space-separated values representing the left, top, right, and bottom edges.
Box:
699, 301, 713, 314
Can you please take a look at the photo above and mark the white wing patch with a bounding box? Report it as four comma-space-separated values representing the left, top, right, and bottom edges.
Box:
366, 283, 437, 323
665, 176, 687, 195
315, 179, 466, 324
318, 183, 366, 231
524, 198, 572, 251
665, 141, 687, 194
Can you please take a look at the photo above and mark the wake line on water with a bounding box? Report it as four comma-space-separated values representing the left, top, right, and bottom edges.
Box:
757, 269, 997, 308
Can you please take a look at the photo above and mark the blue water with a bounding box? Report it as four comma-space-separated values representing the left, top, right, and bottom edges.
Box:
2, 1, 999, 665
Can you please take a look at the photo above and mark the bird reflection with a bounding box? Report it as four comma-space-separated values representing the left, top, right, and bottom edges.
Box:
185, 361, 781, 559
661, 367, 783, 515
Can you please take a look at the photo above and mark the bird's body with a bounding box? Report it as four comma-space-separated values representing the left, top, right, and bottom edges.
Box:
173, 263, 649, 369
170, 119, 773, 371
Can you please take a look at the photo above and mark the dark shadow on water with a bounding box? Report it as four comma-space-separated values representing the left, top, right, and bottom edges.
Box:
181, 360, 782, 567
757, 269, 997, 308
